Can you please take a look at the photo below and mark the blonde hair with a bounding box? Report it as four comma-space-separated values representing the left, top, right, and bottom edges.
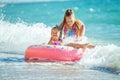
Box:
59, 9, 85, 39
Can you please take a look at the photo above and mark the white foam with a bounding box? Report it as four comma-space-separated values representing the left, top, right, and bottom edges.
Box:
0, 20, 51, 53
62, 36, 88, 45
79, 44, 120, 70
0, 20, 120, 71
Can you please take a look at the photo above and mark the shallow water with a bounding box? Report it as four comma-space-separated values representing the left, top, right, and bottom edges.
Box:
0, 62, 120, 80
0, 50, 120, 80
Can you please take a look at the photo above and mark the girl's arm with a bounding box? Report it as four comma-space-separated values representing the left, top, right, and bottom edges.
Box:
79, 24, 85, 36
76, 20, 85, 37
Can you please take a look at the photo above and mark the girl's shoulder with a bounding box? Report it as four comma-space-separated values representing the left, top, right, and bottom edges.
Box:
75, 20, 84, 26
75, 20, 85, 29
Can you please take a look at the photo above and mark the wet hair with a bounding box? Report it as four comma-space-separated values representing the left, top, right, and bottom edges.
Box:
52, 25, 59, 30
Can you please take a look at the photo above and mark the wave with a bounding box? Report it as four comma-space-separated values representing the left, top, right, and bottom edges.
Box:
0, 20, 51, 53
78, 45, 120, 74
0, 20, 120, 75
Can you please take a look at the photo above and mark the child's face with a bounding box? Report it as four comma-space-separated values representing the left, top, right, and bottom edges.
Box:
66, 16, 75, 27
51, 29, 59, 41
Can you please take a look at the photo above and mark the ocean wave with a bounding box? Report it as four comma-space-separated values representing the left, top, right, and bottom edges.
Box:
0, 20, 120, 74
79, 45, 120, 72
0, 20, 51, 52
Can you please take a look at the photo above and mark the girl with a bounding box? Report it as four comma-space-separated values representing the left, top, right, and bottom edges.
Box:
58, 9, 95, 49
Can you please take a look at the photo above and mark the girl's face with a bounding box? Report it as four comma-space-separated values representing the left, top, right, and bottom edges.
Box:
51, 29, 59, 41
65, 16, 75, 27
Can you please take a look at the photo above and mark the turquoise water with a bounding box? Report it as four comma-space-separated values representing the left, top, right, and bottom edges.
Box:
0, 0, 120, 45
1, 0, 120, 25
0, 0, 120, 80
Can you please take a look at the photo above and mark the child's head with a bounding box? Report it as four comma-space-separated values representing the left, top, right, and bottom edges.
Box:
51, 25, 60, 41
64, 9, 75, 27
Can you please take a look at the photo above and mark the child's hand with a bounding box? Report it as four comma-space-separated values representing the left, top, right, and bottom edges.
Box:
42, 42, 47, 45
40, 42, 47, 47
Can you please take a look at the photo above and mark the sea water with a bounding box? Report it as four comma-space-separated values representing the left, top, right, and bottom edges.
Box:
0, 0, 120, 80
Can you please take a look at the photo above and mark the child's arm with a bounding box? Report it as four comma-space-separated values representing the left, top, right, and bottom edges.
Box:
48, 38, 53, 45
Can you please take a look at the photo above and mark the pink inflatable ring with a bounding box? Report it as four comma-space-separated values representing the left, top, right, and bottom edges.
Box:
25, 45, 84, 62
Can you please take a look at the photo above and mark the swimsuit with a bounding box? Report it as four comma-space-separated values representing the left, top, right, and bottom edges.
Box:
53, 41, 61, 45
63, 26, 76, 38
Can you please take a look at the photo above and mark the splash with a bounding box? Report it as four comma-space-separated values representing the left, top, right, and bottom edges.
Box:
0, 20, 51, 53
78, 44, 120, 73
0, 20, 120, 75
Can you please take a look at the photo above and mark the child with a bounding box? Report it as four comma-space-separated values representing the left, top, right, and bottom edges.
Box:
48, 25, 62, 45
